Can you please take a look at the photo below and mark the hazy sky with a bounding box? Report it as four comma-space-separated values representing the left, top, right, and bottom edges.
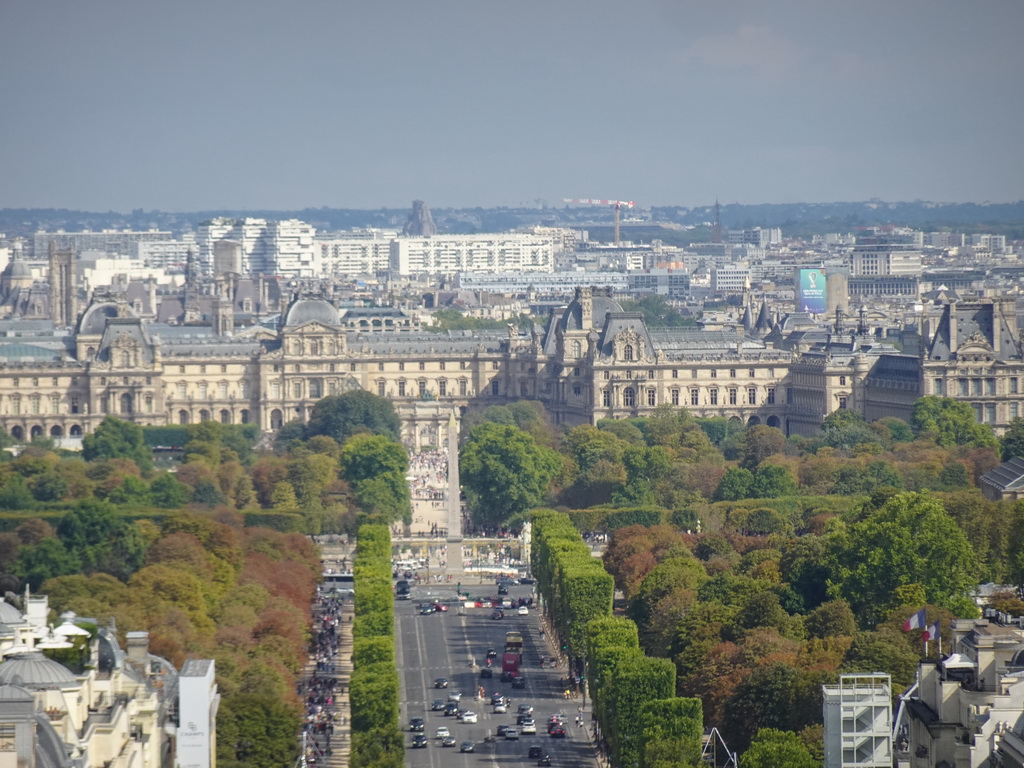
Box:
2, 0, 1023, 212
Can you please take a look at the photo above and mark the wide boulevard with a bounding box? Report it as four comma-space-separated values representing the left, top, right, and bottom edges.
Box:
396, 580, 598, 768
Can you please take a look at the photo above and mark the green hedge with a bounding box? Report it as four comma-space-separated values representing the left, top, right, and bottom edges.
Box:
350, 524, 403, 766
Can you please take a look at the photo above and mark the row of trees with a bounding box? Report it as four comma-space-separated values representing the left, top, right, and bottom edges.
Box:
0, 390, 414, 534
37, 510, 319, 767
530, 510, 704, 768
349, 525, 403, 768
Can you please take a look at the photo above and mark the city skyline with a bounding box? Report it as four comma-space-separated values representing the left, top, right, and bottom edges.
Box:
2, 0, 1023, 212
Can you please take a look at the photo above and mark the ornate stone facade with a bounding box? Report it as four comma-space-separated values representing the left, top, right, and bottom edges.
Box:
0, 288, 1019, 447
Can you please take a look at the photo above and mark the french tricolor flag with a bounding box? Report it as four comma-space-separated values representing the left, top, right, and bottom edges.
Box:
922, 621, 940, 643
903, 609, 926, 632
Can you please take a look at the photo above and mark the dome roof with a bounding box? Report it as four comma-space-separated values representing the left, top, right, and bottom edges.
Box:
77, 302, 122, 335
0, 602, 21, 624
0, 653, 77, 688
561, 294, 622, 332
0, 683, 33, 702
283, 298, 339, 328
3, 257, 31, 280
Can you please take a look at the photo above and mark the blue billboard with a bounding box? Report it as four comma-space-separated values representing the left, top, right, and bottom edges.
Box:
798, 268, 827, 314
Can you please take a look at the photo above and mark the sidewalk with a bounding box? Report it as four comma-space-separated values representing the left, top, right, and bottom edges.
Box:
299, 590, 354, 767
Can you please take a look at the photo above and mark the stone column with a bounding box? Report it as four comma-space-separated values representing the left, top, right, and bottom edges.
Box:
445, 410, 464, 583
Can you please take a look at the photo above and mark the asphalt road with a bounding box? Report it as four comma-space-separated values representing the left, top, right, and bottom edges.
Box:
396, 582, 598, 768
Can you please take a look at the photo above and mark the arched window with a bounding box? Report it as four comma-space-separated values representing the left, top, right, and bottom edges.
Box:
50, 425, 63, 437
572, 340, 582, 357
220, 409, 231, 424
240, 409, 250, 424
69, 424, 82, 437
270, 409, 283, 429
199, 410, 210, 422
121, 351, 131, 367
179, 410, 190, 425
623, 387, 636, 407
623, 344, 634, 362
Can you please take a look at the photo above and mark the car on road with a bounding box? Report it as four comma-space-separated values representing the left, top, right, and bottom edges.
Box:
518, 605, 529, 615
409, 717, 425, 732
518, 704, 534, 716
519, 577, 536, 585
496, 724, 510, 737
491, 693, 505, 706
493, 702, 507, 714
431, 698, 446, 711
486, 649, 498, 659
411, 734, 428, 748
431, 602, 449, 612
418, 603, 436, 615
447, 691, 462, 703
441, 736, 457, 747
537, 754, 552, 766
480, 667, 493, 679
498, 584, 509, 595
549, 726, 566, 738
521, 719, 537, 734
443, 702, 460, 716
460, 711, 478, 724
491, 609, 504, 620
512, 675, 527, 689
460, 741, 475, 753
434, 677, 449, 688
528, 744, 544, 758
435, 727, 450, 739
500, 670, 515, 682
504, 727, 520, 740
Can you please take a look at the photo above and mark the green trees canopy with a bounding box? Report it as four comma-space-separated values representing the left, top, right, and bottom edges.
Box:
740, 728, 818, 768
1001, 417, 1024, 461
340, 435, 410, 523
912, 396, 998, 448
82, 417, 152, 471
638, 698, 703, 768
461, 424, 561, 528
830, 492, 980, 625
306, 390, 401, 444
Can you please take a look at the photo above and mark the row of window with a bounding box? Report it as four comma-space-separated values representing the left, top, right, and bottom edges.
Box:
973, 402, 1020, 423
597, 367, 778, 380
174, 382, 250, 399
933, 378, 1020, 397
601, 386, 778, 408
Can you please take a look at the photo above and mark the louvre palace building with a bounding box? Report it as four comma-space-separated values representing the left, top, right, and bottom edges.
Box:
0, 259, 1021, 447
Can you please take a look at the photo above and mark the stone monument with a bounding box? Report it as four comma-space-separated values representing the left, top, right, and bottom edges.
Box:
445, 411, 464, 582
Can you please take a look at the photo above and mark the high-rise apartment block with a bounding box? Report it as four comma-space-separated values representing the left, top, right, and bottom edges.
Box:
389, 233, 557, 276
850, 229, 923, 276
318, 229, 399, 276
195, 218, 318, 276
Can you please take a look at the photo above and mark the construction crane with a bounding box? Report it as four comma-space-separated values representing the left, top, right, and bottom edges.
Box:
562, 198, 635, 245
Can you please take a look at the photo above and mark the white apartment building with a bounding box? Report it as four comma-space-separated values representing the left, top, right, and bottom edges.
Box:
29, 229, 172, 262
456, 270, 628, 295
318, 229, 400, 276
710, 262, 751, 294
850, 229, 923, 277
135, 233, 197, 269
195, 218, 318, 276
390, 233, 557, 276
727, 227, 782, 247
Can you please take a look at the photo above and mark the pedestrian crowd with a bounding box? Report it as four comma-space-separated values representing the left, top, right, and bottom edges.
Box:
298, 594, 348, 765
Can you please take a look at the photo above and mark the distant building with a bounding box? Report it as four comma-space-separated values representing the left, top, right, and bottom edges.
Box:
389, 233, 557, 277
318, 229, 399, 276
851, 229, 923, 277
822, 674, 892, 768
195, 218, 318, 277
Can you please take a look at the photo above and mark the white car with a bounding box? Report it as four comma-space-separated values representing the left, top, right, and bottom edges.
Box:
517, 605, 529, 615
520, 719, 537, 734
460, 711, 478, 724
435, 727, 450, 739
494, 702, 507, 714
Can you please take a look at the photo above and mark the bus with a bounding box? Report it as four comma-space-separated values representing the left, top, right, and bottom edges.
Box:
323, 572, 354, 594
